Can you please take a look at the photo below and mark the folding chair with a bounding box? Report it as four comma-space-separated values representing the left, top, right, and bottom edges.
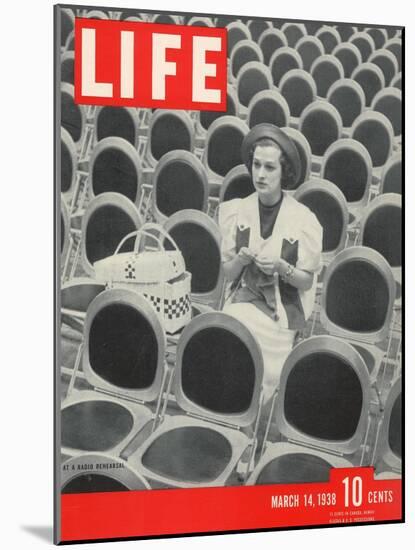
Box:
218, 164, 254, 203
371, 87, 402, 142
151, 151, 209, 224
195, 87, 239, 144
247, 335, 372, 485
294, 179, 348, 265
279, 69, 317, 125
281, 22, 307, 47
391, 72, 402, 90
320, 246, 396, 383
321, 138, 372, 226
202, 115, 249, 192
269, 47, 303, 87
61, 289, 167, 459
61, 51, 74, 85
372, 377, 401, 476
247, 89, 290, 129
89, 137, 143, 208
365, 27, 388, 50
327, 78, 365, 132
352, 63, 385, 107
61, 454, 151, 493
332, 42, 362, 78
247, 19, 273, 42
358, 193, 402, 306
385, 38, 402, 71
281, 127, 312, 189
379, 153, 401, 195
310, 54, 344, 98
85, 9, 109, 19
61, 278, 106, 334
226, 21, 252, 56
187, 16, 214, 27
61, 83, 87, 154
349, 31, 376, 62
230, 39, 263, 82
351, 111, 394, 175
295, 35, 324, 71
369, 49, 399, 87
163, 210, 225, 310
315, 25, 341, 53
126, 312, 264, 487
78, 192, 143, 278
299, 101, 342, 171
258, 28, 287, 66
236, 61, 273, 117
94, 106, 140, 149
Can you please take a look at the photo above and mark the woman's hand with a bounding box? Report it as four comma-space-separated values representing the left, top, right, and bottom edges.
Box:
254, 256, 281, 276
238, 247, 257, 266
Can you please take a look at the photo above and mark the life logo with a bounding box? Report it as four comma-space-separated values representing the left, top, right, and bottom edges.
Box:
74, 18, 228, 111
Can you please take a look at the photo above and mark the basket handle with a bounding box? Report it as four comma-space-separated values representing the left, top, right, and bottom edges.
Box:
114, 224, 180, 255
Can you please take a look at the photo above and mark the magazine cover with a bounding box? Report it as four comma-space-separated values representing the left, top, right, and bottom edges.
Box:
55, 4, 403, 544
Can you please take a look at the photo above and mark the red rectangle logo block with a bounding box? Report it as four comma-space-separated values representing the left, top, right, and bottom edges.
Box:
60, 468, 402, 542
74, 18, 227, 111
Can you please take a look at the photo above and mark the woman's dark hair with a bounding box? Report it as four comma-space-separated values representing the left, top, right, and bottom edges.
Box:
248, 137, 297, 190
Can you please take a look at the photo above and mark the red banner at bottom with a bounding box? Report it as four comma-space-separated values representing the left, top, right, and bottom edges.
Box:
60, 467, 402, 542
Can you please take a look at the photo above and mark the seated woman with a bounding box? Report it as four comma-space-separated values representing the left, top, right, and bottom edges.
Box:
218, 124, 323, 402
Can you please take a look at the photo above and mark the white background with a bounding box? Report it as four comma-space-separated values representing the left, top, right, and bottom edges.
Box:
1, 0, 411, 547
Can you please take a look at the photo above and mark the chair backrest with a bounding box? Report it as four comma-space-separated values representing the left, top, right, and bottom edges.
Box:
315, 25, 341, 53
359, 193, 402, 269
94, 106, 140, 148
310, 54, 344, 97
365, 27, 388, 50
61, 83, 86, 146
202, 115, 249, 181
60, 127, 77, 198
145, 110, 194, 167
82, 288, 165, 402
369, 49, 399, 87
163, 210, 224, 308
282, 127, 312, 189
81, 192, 143, 276
374, 377, 402, 472
219, 164, 254, 203
152, 151, 209, 223
294, 179, 348, 258
247, 19, 273, 42
349, 31, 376, 62
174, 312, 263, 428
380, 153, 402, 195
275, 335, 371, 455
198, 88, 239, 135
351, 111, 394, 169
90, 137, 142, 205
299, 101, 342, 157
385, 38, 402, 71
61, 454, 151, 493
226, 21, 251, 56
187, 16, 214, 27
321, 138, 372, 206
85, 9, 109, 19
295, 35, 324, 71
320, 246, 396, 344
352, 62, 385, 107
279, 69, 317, 118
391, 71, 402, 90
61, 51, 74, 85
258, 28, 287, 66
371, 87, 402, 138
61, 195, 70, 261
269, 47, 303, 87
230, 40, 263, 80
281, 22, 307, 47
327, 78, 365, 128
332, 42, 362, 78
236, 61, 273, 108
247, 89, 290, 129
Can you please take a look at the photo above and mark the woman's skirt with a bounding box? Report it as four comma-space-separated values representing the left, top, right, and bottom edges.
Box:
223, 302, 296, 403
